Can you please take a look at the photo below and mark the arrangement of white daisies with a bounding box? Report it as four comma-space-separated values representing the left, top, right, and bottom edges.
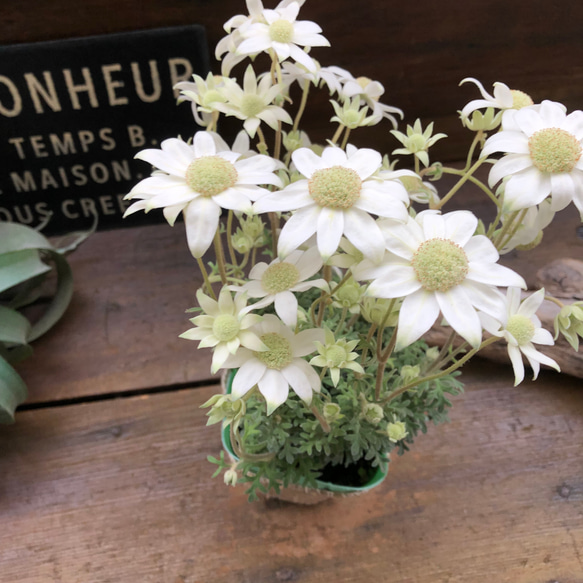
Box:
125, 0, 583, 423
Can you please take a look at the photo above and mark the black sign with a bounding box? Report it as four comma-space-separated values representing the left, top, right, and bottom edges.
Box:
0, 26, 210, 234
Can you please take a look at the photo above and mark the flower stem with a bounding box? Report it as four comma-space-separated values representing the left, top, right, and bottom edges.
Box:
310, 403, 331, 433
544, 295, 565, 309
380, 336, 499, 405
340, 128, 351, 150
293, 82, 311, 132
435, 157, 486, 209
226, 211, 237, 266
440, 167, 500, 207
331, 124, 345, 145
496, 208, 529, 251
213, 229, 228, 286
269, 212, 279, 257
375, 326, 398, 401
196, 257, 216, 300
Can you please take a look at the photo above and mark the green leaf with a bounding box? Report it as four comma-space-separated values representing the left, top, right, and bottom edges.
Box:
0, 249, 51, 294
27, 249, 73, 341
0, 222, 54, 255
0, 305, 31, 345
0, 355, 27, 424
0, 222, 74, 342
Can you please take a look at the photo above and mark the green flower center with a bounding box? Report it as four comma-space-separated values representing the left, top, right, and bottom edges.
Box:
269, 19, 294, 43
240, 94, 265, 118
506, 314, 535, 345
255, 333, 293, 370
411, 238, 469, 292
528, 128, 582, 174
309, 166, 362, 209
334, 283, 361, 306
325, 345, 348, 367
202, 89, 225, 107
212, 314, 240, 342
510, 89, 534, 110
406, 134, 427, 152
261, 262, 300, 294
185, 156, 238, 196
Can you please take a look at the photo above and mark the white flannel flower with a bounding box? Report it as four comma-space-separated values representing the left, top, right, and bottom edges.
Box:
230, 247, 329, 327
341, 76, 404, 128
330, 97, 378, 129
175, 73, 228, 126
180, 287, 266, 374
216, 0, 307, 74
482, 100, 583, 216
356, 210, 526, 350
222, 315, 325, 414
479, 287, 559, 385
236, 1, 330, 72
281, 61, 345, 96
391, 119, 447, 167
460, 77, 534, 119
309, 328, 364, 387
123, 131, 282, 258
253, 144, 410, 263
216, 65, 293, 138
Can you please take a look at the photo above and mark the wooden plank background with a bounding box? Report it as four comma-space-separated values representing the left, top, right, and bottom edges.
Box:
3, 1, 583, 581
2, 364, 583, 582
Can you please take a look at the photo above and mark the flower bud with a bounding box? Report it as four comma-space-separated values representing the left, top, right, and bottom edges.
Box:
363, 403, 384, 425
232, 231, 254, 254
224, 468, 238, 487
361, 297, 400, 327
332, 277, 365, 313
460, 107, 502, 131
554, 302, 583, 351
283, 130, 310, 154
425, 346, 440, 362
387, 421, 408, 443
201, 394, 246, 426
400, 364, 421, 384
323, 402, 343, 424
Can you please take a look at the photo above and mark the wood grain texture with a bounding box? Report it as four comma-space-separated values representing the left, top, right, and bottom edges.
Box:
1, 0, 583, 160
16, 223, 214, 404
1, 363, 583, 583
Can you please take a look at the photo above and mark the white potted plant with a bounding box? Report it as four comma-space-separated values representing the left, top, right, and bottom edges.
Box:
124, 0, 583, 502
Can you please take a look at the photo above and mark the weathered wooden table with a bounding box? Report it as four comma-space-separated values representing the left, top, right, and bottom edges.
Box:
1, 209, 583, 583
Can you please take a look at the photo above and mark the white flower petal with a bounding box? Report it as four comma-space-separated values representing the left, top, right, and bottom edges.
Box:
277, 205, 321, 258
281, 362, 314, 404
232, 358, 266, 398
292, 328, 326, 356
258, 369, 290, 415
507, 344, 525, 385
193, 131, 217, 158
436, 287, 482, 348
503, 168, 551, 211
292, 148, 327, 177
396, 289, 440, 350
274, 290, 299, 327
482, 131, 530, 158
343, 209, 385, 263
316, 208, 344, 260
489, 154, 533, 186
345, 148, 382, 180
184, 197, 221, 258
366, 265, 421, 298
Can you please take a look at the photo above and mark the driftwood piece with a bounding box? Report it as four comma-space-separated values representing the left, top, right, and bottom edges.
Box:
426, 258, 583, 379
